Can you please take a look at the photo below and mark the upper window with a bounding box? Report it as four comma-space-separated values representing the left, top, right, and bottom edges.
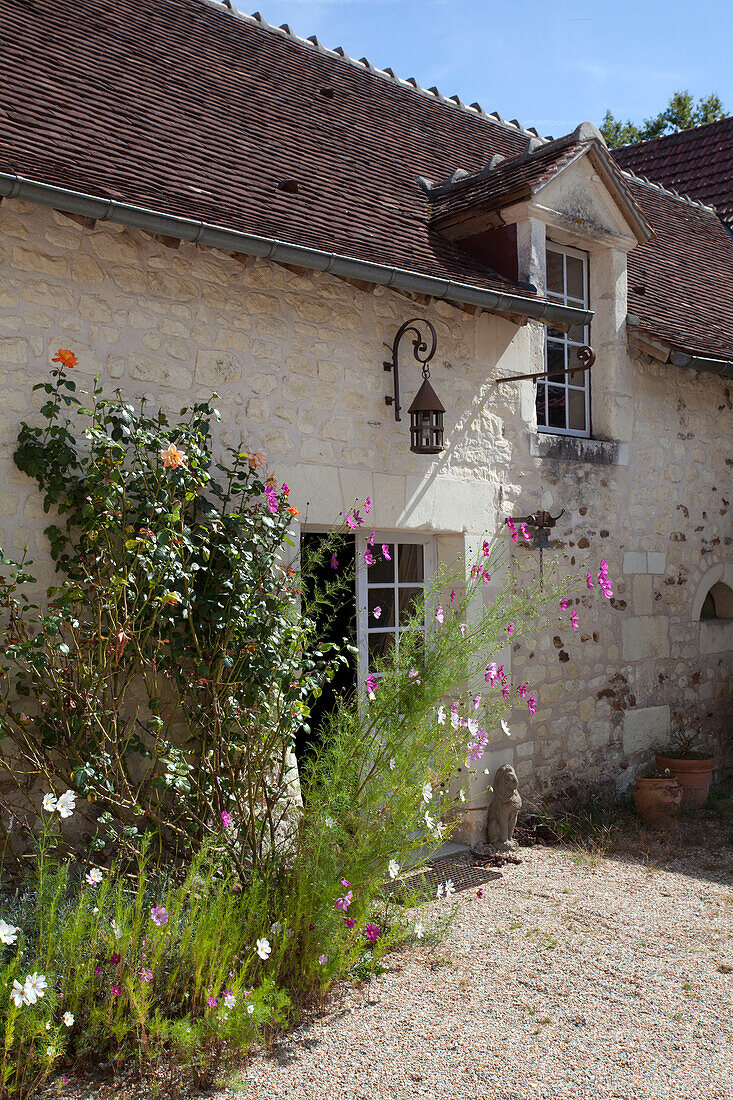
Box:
537, 243, 590, 438
355, 534, 435, 682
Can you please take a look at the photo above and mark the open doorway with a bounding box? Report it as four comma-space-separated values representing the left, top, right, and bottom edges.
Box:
296, 532, 357, 764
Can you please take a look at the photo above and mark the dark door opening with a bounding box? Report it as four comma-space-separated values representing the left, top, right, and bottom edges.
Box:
296, 533, 357, 764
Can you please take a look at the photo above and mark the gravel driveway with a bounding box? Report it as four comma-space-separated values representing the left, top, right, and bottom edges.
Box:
240, 836, 733, 1100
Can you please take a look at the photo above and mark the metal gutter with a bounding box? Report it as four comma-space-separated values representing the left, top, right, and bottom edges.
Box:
0, 171, 593, 328
669, 350, 733, 379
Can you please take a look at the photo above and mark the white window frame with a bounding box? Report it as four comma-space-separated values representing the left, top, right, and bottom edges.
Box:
537, 241, 591, 438
355, 532, 436, 686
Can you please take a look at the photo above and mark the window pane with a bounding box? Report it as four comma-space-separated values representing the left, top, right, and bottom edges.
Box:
368, 630, 394, 668
368, 587, 395, 627
567, 387, 587, 432
546, 343, 565, 380
547, 385, 566, 429
567, 323, 587, 345
399, 587, 424, 625
398, 543, 424, 583
368, 545, 394, 584
536, 382, 547, 427
546, 249, 563, 294
566, 255, 584, 300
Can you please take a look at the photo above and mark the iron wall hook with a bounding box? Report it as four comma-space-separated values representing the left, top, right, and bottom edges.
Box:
384, 317, 437, 422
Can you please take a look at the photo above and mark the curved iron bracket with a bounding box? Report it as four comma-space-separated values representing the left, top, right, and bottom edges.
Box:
383, 317, 437, 422
495, 344, 596, 386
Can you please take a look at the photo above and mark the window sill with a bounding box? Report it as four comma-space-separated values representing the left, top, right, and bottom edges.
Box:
529, 433, 627, 466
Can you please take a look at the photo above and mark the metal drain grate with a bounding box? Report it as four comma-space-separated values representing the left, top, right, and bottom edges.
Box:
387, 852, 504, 902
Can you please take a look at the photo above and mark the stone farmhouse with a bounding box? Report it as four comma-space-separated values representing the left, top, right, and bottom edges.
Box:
0, 0, 731, 838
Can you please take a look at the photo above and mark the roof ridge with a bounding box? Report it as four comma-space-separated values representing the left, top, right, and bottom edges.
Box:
620, 166, 717, 213
616, 114, 733, 153
205, 0, 548, 143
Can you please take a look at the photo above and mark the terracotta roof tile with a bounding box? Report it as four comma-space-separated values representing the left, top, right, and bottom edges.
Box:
626, 176, 733, 361
0, 0, 542, 302
614, 118, 733, 224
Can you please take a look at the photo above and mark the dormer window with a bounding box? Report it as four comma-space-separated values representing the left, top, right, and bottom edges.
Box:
537, 243, 591, 438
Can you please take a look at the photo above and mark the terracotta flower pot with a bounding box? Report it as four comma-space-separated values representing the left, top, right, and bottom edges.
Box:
655, 754, 716, 810
632, 776, 683, 829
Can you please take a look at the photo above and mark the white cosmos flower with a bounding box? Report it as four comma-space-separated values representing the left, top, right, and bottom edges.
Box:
467, 718, 479, 736
389, 758, 396, 770
223, 992, 236, 1009
436, 883, 444, 899
55, 790, 76, 819
501, 719, 511, 737
450, 712, 459, 730
256, 937, 271, 960
432, 822, 446, 840
444, 879, 456, 897
424, 811, 435, 830
42, 793, 57, 813
388, 859, 400, 880
247, 1003, 254, 1014
112, 920, 121, 938
23, 972, 47, 1004
414, 921, 425, 939
0, 920, 18, 945
436, 705, 446, 725
63, 1011, 74, 1027
422, 781, 433, 804
458, 789, 466, 803
46, 1046, 56, 1058
45, 1021, 51, 1030
86, 868, 103, 887
11, 980, 27, 1007
270, 920, 283, 935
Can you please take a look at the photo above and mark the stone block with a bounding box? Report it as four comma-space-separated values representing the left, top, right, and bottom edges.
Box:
632, 574, 653, 616
621, 615, 670, 661
129, 355, 192, 391
195, 348, 241, 388
622, 704, 670, 755
647, 552, 666, 574
623, 551, 647, 574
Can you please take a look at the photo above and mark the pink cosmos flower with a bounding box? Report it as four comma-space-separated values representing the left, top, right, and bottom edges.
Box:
61, 1077, 68, 1084
94, 966, 102, 976
111, 984, 122, 997
435, 605, 444, 624
507, 623, 514, 636
373, 606, 381, 620
331, 553, 338, 570
482, 570, 491, 584
450, 702, 459, 714
221, 811, 233, 829
559, 598, 569, 611
364, 498, 372, 513
473, 695, 481, 710
408, 669, 421, 684
369, 530, 375, 545
366, 673, 377, 699
586, 573, 594, 589
318, 954, 328, 965
505, 517, 516, 534
485, 662, 498, 683
110, 954, 121, 966
571, 611, 579, 631
139, 968, 153, 983
477, 888, 483, 899
518, 683, 527, 698
382, 544, 391, 561
340, 879, 351, 888
502, 684, 510, 700
364, 548, 374, 566
364, 923, 380, 942
527, 694, 537, 716
344, 917, 357, 929
207, 995, 218, 1008
482, 540, 490, 556
345, 515, 357, 530
520, 522, 531, 542
264, 486, 278, 514
450, 589, 456, 602
150, 905, 169, 927
335, 891, 353, 911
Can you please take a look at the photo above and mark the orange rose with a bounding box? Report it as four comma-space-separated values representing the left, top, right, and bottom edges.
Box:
160, 443, 187, 470
52, 349, 78, 369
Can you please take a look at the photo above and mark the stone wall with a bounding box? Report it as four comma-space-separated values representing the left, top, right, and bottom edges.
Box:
1, 199, 731, 836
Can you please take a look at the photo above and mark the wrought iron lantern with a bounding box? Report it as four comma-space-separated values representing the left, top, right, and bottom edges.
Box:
384, 318, 445, 454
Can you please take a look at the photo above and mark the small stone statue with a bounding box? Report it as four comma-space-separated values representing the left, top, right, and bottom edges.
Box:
487, 763, 522, 850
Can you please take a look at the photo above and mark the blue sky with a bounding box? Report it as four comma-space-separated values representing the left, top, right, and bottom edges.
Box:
235, 0, 733, 137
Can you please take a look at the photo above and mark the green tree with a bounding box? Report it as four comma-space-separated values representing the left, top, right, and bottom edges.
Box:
601, 90, 727, 148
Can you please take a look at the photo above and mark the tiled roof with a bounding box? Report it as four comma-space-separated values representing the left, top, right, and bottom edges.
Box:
614, 118, 733, 225
428, 136, 583, 225
0, 0, 549, 305
626, 175, 733, 361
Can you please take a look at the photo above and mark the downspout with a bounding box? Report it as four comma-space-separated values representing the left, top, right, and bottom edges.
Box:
0, 171, 593, 330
